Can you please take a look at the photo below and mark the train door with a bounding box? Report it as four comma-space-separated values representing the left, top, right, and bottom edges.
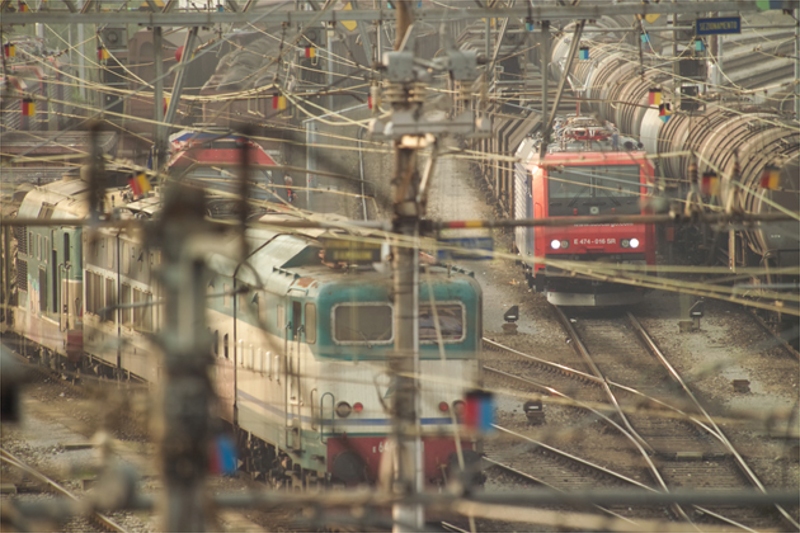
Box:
285, 296, 304, 452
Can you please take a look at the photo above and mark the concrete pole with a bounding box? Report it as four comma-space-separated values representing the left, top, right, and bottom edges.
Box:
154, 185, 215, 532
391, 1, 422, 531
153, 26, 165, 172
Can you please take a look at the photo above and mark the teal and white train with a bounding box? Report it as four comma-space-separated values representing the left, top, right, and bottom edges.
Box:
6, 177, 483, 486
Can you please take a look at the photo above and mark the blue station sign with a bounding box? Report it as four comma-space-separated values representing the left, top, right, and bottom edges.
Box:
695, 16, 741, 36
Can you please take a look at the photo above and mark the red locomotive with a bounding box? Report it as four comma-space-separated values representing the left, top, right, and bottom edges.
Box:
514, 116, 656, 306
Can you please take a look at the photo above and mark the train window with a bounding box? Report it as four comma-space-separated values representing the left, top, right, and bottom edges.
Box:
133, 290, 153, 332
44, 237, 48, 262
104, 278, 115, 322
36, 235, 41, 260
51, 249, 58, 313
223, 333, 229, 359
213, 330, 219, 356
548, 165, 641, 217
419, 303, 465, 343
38, 268, 47, 313
292, 301, 301, 339
85, 271, 94, 314
333, 303, 393, 344
121, 242, 130, 275
63, 234, 70, 264
305, 303, 316, 344
121, 283, 132, 326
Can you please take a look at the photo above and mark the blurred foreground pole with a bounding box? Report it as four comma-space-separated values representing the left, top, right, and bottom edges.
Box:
390, 1, 423, 531
151, 185, 216, 531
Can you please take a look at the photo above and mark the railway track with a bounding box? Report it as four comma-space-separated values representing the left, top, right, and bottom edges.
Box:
552, 307, 799, 531
0, 446, 128, 533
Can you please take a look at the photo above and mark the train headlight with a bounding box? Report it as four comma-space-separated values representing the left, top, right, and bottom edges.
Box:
629, 238, 640, 249
335, 401, 352, 418
550, 239, 561, 250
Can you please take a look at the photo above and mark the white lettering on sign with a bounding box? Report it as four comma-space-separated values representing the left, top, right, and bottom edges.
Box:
574, 238, 618, 245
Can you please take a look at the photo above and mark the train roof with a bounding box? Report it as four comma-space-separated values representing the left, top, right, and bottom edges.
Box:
17, 177, 91, 220
167, 129, 277, 169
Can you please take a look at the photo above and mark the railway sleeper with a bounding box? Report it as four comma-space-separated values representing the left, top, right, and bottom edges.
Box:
656, 451, 728, 461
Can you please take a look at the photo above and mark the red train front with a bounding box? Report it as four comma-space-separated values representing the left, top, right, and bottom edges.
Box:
514, 116, 656, 306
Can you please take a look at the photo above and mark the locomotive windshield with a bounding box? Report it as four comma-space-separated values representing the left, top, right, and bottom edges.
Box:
333, 303, 393, 344
419, 303, 465, 343
548, 165, 642, 217
332, 302, 467, 345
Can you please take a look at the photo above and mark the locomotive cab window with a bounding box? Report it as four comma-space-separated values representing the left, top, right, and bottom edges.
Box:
548, 165, 641, 217
419, 303, 465, 343
333, 303, 393, 344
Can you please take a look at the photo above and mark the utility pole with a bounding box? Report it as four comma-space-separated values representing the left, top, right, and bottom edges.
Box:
369, 4, 488, 529
151, 184, 221, 532
388, 3, 423, 530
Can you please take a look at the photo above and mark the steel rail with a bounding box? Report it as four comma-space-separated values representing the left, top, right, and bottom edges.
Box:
489, 425, 651, 492
627, 312, 800, 531
746, 308, 800, 361
552, 308, 656, 456
484, 366, 758, 531
483, 457, 635, 524
0, 447, 128, 533
552, 307, 696, 524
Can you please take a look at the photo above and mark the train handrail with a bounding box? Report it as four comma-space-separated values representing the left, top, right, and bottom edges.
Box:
310, 388, 318, 430
319, 392, 334, 444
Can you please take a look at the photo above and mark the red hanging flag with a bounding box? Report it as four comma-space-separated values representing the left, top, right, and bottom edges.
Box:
21, 98, 35, 116
272, 93, 286, 111
760, 165, 780, 190
129, 174, 143, 196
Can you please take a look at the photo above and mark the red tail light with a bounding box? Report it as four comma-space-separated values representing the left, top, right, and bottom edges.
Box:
353, 402, 364, 413
438, 401, 450, 413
